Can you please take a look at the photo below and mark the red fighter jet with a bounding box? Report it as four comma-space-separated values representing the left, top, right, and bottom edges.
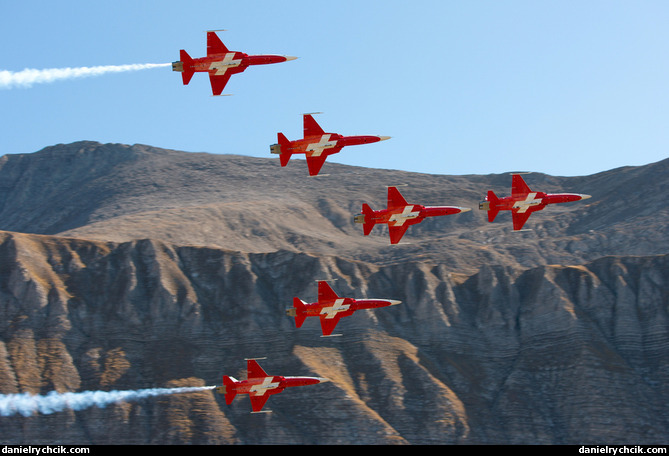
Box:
217, 358, 329, 413
479, 173, 592, 231
172, 30, 297, 96
270, 113, 391, 176
286, 281, 401, 337
354, 186, 471, 244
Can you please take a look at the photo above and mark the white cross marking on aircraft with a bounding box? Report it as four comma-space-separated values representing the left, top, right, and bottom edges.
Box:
389, 205, 420, 226
210, 53, 242, 75
513, 193, 542, 213
320, 298, 350, 319
250, 377, 280, 395
306, 135, 338, 157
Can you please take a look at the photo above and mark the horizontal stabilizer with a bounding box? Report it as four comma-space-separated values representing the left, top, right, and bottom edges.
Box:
221, 376, 238, 405
182, 70, 194, 85
361, 203, 375, 235
179, 50, 195, 85
486, 191, 500, 223
292, 297, 307, 328
277, 133, 292, 167
180, 49, 194, 65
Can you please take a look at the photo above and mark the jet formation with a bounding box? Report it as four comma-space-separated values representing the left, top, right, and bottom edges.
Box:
172, 31, 593, 414
479, 173, 592, 231
270, 113, 391, 176
286, 280, 401, 336
172, 30, 296, 96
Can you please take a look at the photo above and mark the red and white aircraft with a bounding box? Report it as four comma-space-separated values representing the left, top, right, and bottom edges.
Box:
286, 281, 401, 337
270, 113, 391, 176
479, 173, 592, 231
354, 186, 471, 244
172, 31, 297, 96
217, 358, 328, 413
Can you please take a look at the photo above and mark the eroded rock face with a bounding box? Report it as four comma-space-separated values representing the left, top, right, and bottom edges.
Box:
0, 231, 667, 444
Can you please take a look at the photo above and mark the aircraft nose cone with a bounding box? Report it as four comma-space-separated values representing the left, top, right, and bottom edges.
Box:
388, 300, 402, 306
459, 207, 472, 213
580, 194, 592, 200
316, 377, 330, 383
377, 136, 391, 141
284, 56, 298, 61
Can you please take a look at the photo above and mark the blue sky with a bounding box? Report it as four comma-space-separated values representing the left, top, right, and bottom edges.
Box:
1, 1, 668, 177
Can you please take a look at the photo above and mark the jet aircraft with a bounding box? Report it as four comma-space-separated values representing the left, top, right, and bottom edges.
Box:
286, 281, 401, 337
172, 31, 297, 96
270, 113, 391, 176
217, 358, 328, 413
479, 173, 592, 231
354, 186, 471, 244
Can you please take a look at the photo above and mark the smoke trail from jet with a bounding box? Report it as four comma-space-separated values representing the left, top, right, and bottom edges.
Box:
0, 63, 171, 89
0, 386, 215, 417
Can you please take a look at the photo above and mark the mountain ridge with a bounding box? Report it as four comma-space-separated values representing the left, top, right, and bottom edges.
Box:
0, 142, 667, 444
1, 141, 668, 273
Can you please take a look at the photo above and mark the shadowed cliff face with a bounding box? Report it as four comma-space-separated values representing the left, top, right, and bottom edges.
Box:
0, 231, 667, 444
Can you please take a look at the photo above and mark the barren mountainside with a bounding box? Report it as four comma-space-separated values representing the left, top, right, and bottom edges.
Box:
1, 141, 668, 270
0, 142, 668, 444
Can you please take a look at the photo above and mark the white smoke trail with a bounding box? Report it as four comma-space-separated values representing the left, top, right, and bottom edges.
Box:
0, 63, 171, 89
0, 386, 215, 417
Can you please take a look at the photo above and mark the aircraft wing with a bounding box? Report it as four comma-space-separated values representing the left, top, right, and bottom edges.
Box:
387, 186, 408, 210
511, 174, 532, 197
305, 154, 328, 176
207, 31, 230, 55
208, 72, 233, 96
304, 114, 325, 137
249, 394, 271, 413
246, 359, 269, 379
319, 314, 343, 336
318, 281, 339, 302
512, 210, 532, 231
389, 225, 409, 244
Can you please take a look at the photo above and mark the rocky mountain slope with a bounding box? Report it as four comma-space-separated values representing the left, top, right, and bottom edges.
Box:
0, 142, 667, 444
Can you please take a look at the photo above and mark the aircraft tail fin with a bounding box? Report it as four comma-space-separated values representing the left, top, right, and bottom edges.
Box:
361, 203, 376, 235
277, 133, 292, 167
291, 297, 308, 327
221, 375, 238, 405
179, 50, 195, 85
486, 191, 500, 223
